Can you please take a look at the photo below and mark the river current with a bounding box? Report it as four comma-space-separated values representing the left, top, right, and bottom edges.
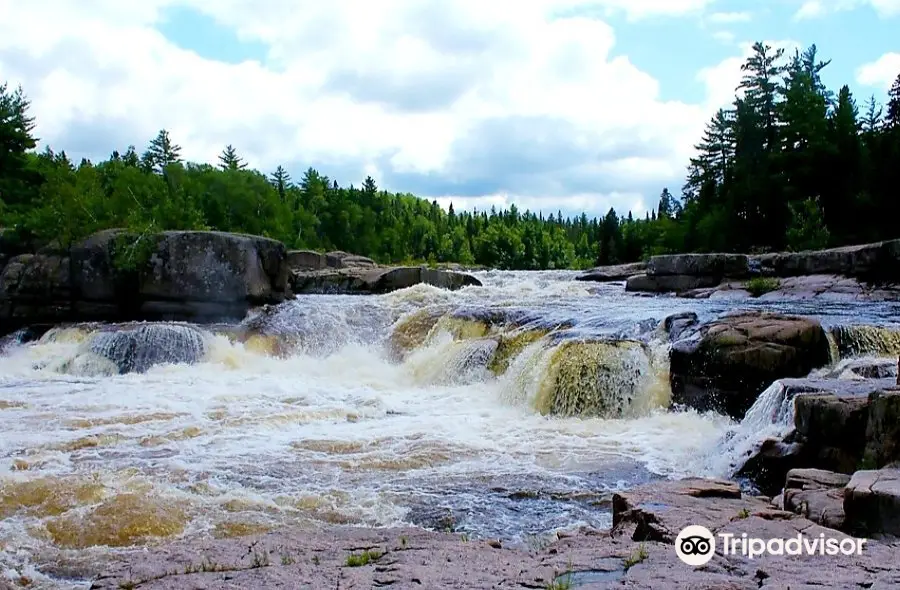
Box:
1, 271, 898, 588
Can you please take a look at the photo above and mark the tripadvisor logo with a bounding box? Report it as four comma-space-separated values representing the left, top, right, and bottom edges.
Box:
676, 525, 716, 566
675, 525, 868, 566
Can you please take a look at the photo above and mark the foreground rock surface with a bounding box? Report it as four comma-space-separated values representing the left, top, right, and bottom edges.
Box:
669, 311, 831, 420
79, 478, 900, 590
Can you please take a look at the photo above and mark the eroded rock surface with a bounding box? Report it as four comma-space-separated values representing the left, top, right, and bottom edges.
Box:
76, 478, 900, 590
290, 265, 481, 294
669, 312, 831, 420
576, 261, 646, 282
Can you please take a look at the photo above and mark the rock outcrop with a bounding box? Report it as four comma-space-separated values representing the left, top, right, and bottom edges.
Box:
575, 261, 646, 282
844, 468, 900, 537
0, 230, 288, 335
625, 239, 900, 296
289, 265, 481, 295
782, 468, 849, 530
669, 312, 832, 420
737, 378, 900, 497
82, 477, 900, 590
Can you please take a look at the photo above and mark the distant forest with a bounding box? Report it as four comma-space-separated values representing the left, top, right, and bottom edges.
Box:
1, 41, 899, 270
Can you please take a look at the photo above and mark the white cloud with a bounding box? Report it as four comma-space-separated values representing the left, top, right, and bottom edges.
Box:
0, 0, 723, 216
706, 11, 752, 23
857, 52, 900, 89
712, 31, 737, 44
794, 0, 900, 19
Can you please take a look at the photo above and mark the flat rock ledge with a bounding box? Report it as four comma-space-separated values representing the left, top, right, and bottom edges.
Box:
612, 239, 900, 299
287, 249, 482, 294
71, 478, 900, 590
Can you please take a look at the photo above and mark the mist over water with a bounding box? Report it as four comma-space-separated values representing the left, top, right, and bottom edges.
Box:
1, 271, 899, 587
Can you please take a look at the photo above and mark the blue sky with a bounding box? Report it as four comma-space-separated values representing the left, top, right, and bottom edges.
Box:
2, 0, 899, 219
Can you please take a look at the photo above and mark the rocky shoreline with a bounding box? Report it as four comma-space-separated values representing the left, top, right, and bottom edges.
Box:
579, 239, 900, 300
0, 230, 482, 336
74, 477, 900, 589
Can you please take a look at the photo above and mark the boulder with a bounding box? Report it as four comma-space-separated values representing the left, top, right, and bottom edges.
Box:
669, 312, 832, 420
285, 249, 327, 270
290, 266, 481, 295
782, 468, 849, 530
844, 468, 900, 537
736, 436, 810, 498
864, 389, 900, 468
140, 231, 287, 304
661, 312, 699, 342
625, 273, 720, 293
647, 253, 750, 278
575, 262, 646, 282
1, 230, 290, 335
78, 323, 209, 374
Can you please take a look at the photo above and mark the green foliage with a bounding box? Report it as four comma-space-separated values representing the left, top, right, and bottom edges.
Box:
345, 549, 382, 567
545, 576, 573, 590
623, 543, 649, 569
786, 198, 830, 251
746, 277, 781, 297
3, 59, 900, 267
736, 508, 751, 519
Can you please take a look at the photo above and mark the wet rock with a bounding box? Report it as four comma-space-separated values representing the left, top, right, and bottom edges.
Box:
80, 477, 900, 590
738, 380, 900, 496
844, 468, 900, 537
669, 312, 831, 420
285, 249, 327, 270
661, 311, 699, 341
823, 357, 898, 380
648, 253, 750, 278
625, 273, 721, 293
782, 469, 849, 530
736, 437, 810, 498
830, 325, 900, 358
82, 323, 209, 374
290, 266, 481, 294
576, 262, 646, 282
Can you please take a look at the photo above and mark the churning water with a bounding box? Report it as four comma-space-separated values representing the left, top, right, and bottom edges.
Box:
1, 271, 898, 588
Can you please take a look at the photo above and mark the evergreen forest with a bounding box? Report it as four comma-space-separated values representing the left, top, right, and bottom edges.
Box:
2, 42, 899, 270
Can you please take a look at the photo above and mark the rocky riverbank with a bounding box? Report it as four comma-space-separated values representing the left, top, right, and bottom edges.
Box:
579, 239, 900, 300
0, 230, 481, 336
72, 477, 900, 589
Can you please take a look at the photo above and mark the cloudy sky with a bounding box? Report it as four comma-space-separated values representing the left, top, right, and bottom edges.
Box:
1, 1, 898, 218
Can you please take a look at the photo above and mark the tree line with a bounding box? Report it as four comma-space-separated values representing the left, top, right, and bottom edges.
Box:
1, 41, 898, 270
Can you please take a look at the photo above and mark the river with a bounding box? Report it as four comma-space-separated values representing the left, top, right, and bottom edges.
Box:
1, 271, 898, 588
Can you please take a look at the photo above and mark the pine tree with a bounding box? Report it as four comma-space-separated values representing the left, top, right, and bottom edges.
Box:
0, 82, 38, 209
218, 144, 247, 171
269, 165, 292, 202
887, 73, 900, 128
862, 96, 883, 133
141, 129, 181, 173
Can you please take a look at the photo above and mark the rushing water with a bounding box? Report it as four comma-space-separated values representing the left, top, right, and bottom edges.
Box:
0, 271, 899, 588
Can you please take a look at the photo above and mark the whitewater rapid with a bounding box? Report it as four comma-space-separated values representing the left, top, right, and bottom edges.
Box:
1, 271, 898, 588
